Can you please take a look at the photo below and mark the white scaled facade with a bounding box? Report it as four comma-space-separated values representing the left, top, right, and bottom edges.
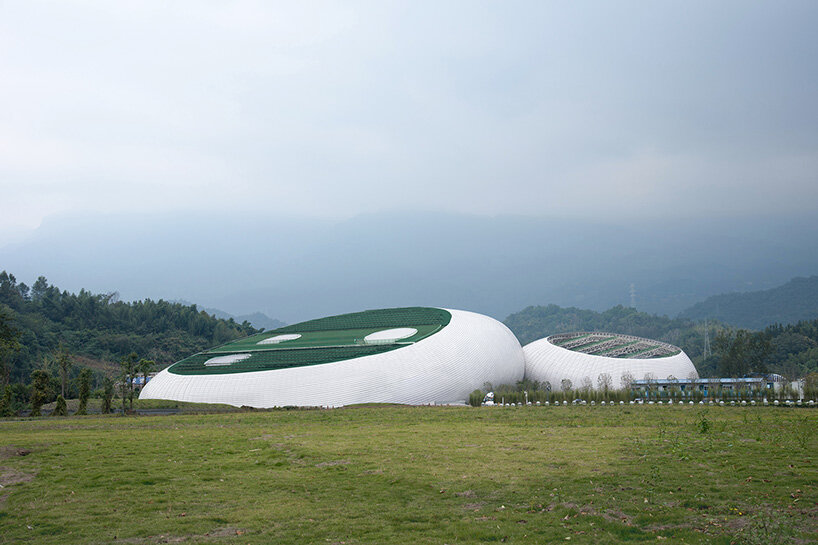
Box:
140, 308, 524, 408
523, 333, 698, 390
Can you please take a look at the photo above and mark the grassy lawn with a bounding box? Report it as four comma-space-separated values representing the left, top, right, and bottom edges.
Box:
39, 398, 240, 415
1, 406, 815, 544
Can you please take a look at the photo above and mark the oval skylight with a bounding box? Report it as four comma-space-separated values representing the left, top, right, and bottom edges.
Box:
364, 328, 418, 344
204, 354, 251, 366
257, 334, 302, 345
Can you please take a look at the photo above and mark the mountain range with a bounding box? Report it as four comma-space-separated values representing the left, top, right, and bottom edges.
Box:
678, 276, 818, 330
2, 210, 817, 324
202, 308, 285, 331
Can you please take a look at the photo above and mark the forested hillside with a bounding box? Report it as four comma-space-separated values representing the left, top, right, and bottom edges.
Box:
0, 271, 259, 386
504, 304, 710, 355
678, 276, 818, 329
503, 304, 818, 379
761, 320, 818, 378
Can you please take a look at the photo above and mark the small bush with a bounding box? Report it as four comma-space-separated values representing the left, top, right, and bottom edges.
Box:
696, 411, 711, 434
468, 390, 483, 407
52, 395, 67, 416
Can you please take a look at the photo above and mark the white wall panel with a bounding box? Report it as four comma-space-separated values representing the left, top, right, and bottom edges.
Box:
523, 336, 698, 390
140, 309, 524, 407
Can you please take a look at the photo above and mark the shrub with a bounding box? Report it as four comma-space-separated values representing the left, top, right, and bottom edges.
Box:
52, 394, 67, 416
468, 390, 483, 407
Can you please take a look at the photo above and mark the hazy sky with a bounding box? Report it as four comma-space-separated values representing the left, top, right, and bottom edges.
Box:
2, 1, 817, 244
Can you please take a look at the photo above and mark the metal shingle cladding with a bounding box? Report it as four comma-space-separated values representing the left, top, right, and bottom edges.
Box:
547, 332, 680, 359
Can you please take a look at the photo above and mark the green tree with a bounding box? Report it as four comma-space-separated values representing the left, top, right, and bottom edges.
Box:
747, 334, 772, 374
101, 376, 114, 414
52, 394, 67, 416
561, 378, 573, 392
119, 352, 138, 413
0, 385, 13, 416
138, 358, 155, 393
804, 371, 818, 399
1, 271, 260, 389
713, 329, 772, 377
620, 371, 634, 390
118, 374, 126, 415
30, 369, 51, 416
31, 276, 49, 301
597, 373, 612, 393
76, 367, 92, 415
55, 345, 73, 398
0, 305, 21, 388
468, 389, 483, 407
714, 330, 749, 377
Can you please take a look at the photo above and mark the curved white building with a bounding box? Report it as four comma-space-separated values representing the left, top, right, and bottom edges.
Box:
140, 307, 524, 408
523, 332, 698, 390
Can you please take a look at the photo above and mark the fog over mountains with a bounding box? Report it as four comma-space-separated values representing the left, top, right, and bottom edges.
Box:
2, 211, 817, 324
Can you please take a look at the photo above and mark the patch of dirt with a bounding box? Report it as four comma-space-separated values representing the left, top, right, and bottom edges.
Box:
455, 490, 476, 497
315, 460, 350, 468
0, 467, 35, 487
115, 528, 246, 543
462, 503, 484, 511
0, 466, 37, 506
73, 355, 118, 374
725, 518, 750, 531
205, 528, 246, 538
0, 446, 31, 460
643, 521, 699, 531
555, 502, 635, 525
603, 509, 633, 524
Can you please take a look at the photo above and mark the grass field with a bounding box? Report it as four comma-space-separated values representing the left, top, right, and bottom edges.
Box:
1, 405, 816, 544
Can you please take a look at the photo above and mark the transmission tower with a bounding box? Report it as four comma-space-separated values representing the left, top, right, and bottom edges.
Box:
629, 283, 636, 309
703, 319, 712, 359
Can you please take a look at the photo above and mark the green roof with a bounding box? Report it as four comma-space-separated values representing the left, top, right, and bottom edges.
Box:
168, 307, 452, 375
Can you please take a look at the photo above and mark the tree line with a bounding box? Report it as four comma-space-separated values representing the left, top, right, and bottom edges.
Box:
9, 345, 155, 417
0, 270, 260, 414
2, 271, 818, 416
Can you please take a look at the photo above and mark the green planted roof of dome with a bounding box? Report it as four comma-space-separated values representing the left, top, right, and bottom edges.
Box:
168, 307, 452, 375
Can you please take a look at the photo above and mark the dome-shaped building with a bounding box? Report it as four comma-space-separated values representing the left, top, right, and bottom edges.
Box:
140, 307, 524, 408
523, 332, 697, 390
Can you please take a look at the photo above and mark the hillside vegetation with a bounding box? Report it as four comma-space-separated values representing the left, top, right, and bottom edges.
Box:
504, 303, 818, 379
0, 271, 259, 386
504, 304, 709, 357
678, 275, 818, 329
3, 268, 818, 415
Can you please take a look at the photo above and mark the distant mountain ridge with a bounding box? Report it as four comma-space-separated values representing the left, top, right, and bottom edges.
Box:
3, 210, 818, 322
203, 309, 286, 331
503, 304, 708, 361
678, 276, 818, 330
169, 300, 285, 331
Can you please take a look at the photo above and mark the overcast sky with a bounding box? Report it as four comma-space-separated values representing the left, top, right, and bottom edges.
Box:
2, 1, 817, 244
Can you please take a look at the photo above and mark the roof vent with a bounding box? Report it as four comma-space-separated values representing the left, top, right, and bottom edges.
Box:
257, 334, 302, 345
204, 354, 251, 366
